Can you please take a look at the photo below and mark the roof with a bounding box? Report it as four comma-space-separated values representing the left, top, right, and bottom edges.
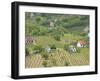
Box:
78, 40, 86, 45
25, 36, 35, 40
25, 36, 36, 44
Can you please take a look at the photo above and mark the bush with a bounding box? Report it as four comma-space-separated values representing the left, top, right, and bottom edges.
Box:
32, 27, 40, 36
50, 44, 56, 50
80, 32, 87, 36
42, 61, 47, 67
41, 51, 48, 60
65, 61, 69, 66
52, 58, 57, 66
53, 34, 60, 41
76, 47, 81, 53
64, 44, 69, 51
33, 45, 43, 53
25, 48, 30, 56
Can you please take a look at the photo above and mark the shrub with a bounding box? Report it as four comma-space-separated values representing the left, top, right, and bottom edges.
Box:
80, 32, 87, 36
33, 45, 43, 53
50, 44, 56, 50
65, 61, 69, 66
53, 34, 60, 41
41, 51, 48, 60
76, 47, 81, 53
64, 44, 69, 51
52, 58, 57, 66
25, 48, 30, 56
42, 61, 47, 67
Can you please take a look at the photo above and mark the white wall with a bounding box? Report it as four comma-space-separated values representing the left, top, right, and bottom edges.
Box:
0, 0, 99, 81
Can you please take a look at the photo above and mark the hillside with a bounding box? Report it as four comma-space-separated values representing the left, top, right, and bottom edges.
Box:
25, 12, 89, 36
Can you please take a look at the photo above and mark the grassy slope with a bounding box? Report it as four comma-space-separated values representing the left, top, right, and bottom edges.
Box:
25, 34, 89, 68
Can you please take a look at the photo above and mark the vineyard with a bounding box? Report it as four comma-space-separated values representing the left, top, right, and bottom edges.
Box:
25, 48, 89, 68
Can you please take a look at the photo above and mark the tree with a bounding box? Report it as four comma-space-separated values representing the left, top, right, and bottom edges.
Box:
38, 27, 48, 35
53, 34, 60, 41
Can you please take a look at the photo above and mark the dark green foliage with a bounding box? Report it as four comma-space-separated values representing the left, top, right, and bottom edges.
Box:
76, 48, 81, 53
33, 45, 43, 53
32, 27, 40, 36
52, 58, 57, 66
64, 44, 69, 51
25, 12, 89, 36
53, 34, 61, 41
42, 61, 48, 67
35, 16, 41, 22
80, 32, 87, 36
65, 61, 69, 66
50, 44, 56, 50
25, 48, 30, 56
38, 27, 48, 35
41, 51, 49, 60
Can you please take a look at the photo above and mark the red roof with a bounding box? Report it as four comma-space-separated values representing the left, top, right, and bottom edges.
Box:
78, 40, 86, 45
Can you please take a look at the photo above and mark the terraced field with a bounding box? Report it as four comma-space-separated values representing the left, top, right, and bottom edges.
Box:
25, 54, 43, 68
25, 48, 89, 68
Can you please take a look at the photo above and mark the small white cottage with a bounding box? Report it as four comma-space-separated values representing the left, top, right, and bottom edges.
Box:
49, 21, 54, 27
45, 46, 51, 53
69, 45, 76, 53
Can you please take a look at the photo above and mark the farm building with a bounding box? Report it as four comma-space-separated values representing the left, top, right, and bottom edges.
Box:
68, 45, 76, 53
49, 21, 54, 27
25, 36, 36, 45
77, 40, 87, 47
45, 46, 51, 53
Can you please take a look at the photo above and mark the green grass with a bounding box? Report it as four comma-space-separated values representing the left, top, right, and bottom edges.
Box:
63, 33, 84, 41
36, 36, 65, 48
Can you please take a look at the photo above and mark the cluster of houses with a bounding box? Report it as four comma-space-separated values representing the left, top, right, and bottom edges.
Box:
25, 36, 36, 45
68, 40, 88, 53
25, 36, 88, 54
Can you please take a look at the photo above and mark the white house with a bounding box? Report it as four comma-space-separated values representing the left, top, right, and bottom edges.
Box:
45, 46, 51, 53
69, 45, 76, 53
77, 40, 87, 47
49, 21, 54, 27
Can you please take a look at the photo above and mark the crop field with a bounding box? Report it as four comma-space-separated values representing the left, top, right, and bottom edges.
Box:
25, 48, 89, 68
